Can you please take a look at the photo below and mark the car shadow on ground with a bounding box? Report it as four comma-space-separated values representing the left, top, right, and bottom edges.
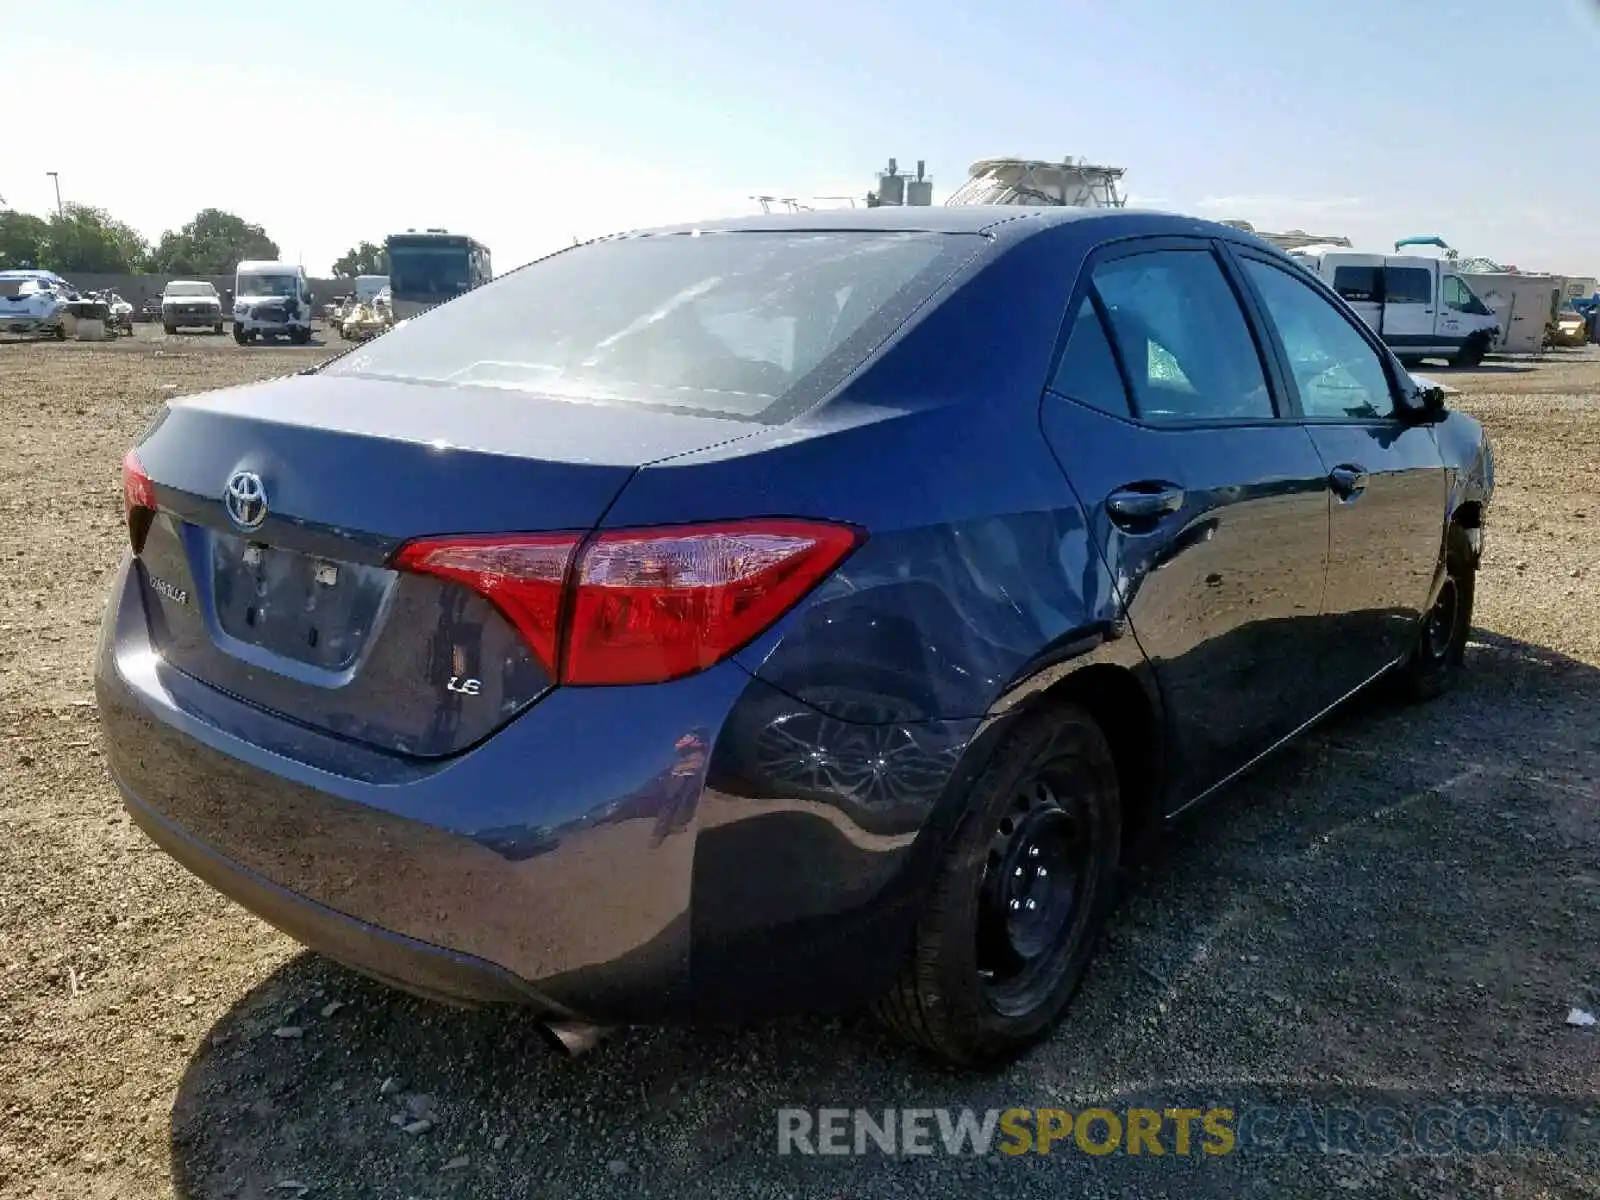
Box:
170, 631, 1600, 1199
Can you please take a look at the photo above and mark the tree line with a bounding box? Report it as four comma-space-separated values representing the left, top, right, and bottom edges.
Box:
1, 202, 392, 279
0, 204, 282, 276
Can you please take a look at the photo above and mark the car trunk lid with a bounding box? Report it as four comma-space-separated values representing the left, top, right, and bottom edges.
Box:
125, 373, 762, 757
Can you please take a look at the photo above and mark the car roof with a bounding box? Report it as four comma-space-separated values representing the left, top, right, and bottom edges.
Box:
614, 204, 1268, 248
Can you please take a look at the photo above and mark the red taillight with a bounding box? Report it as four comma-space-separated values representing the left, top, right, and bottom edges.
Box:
122, 451, 157, 552
567, 520, 861, 685
392, 520, 861, 685
122, 451, 156, 521
392, 534, 580, 678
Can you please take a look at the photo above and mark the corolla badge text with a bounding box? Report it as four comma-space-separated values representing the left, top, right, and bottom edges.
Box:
147, 575, 189, 605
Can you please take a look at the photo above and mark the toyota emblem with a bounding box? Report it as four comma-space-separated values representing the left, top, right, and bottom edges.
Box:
224, 470, 268, 530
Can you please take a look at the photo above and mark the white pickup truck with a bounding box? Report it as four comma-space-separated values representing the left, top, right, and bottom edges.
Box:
1292, 251, 1501, 367
161, 280, 225, 335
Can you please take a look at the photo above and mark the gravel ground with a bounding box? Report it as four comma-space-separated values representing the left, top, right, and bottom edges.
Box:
1, 327, 1596, 1199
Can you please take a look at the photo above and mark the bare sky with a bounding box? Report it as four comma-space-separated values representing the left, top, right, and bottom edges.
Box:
7, 0, 1599, 278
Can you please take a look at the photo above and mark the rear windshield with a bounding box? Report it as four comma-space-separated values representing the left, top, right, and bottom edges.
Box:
322, 230, 981, 422
0, 279, 49, 299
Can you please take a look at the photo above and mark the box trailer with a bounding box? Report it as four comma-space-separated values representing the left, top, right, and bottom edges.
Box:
1460, 272, 1563, 355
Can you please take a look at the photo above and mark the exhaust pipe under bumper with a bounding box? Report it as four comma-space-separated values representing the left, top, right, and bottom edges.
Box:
543, 1019, 613, 1056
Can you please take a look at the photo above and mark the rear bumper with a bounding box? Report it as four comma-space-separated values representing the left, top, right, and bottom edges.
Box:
123, 786, 545, 1008
95, 556, 966, 1020
0, 316, 54, 333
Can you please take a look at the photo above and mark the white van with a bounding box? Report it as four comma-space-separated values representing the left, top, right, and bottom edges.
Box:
1292, 252, 1500, 366
233, 260, 314, 345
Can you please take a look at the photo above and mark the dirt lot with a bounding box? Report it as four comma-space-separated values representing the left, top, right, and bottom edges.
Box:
1, 326, 1597, 1199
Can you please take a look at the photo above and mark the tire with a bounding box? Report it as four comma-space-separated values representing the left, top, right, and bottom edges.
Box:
232, 324, 248, 346
1394, 525, 1476, 701
213, 322, 224, 335
290, 326, 311, 345
163, 323, 176, 335
873, 703, 1121, 1066
1450, 334, 1488, 368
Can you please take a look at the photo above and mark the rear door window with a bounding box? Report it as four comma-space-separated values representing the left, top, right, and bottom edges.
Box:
1048, 297, 1132, 417
1089, 250, 1275, 422
1383, 267, 1434, 305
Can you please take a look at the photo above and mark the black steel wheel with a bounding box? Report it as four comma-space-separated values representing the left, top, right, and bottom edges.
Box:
874, 702, 1120, 1066
975, 773, 1095, 1018
1396, 525, 1476, 701
1423, 577, 1461, 661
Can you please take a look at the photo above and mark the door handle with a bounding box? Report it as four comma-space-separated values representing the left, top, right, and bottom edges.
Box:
1106, 483, 1185, 525
1329, 464, 1368, 499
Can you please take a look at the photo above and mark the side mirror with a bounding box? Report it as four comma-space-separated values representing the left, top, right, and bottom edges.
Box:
1397, 378, 1448, 424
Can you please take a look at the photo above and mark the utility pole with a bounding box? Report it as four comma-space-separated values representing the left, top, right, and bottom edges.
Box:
45, 172, 63, 218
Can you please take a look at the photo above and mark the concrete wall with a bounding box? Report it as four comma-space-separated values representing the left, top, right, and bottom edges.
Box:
63, 272, 343, 305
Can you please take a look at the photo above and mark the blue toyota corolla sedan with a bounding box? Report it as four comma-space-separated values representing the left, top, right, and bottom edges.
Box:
97, 206, 1493, 1066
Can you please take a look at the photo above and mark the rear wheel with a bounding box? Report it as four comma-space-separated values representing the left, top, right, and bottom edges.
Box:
1395, 525, 1476, 701
213, 322, 224, 335
163, 323, 176, 335
290, 326, 312, 345
232, 323, 248, 345
873, 703, 1120, 1066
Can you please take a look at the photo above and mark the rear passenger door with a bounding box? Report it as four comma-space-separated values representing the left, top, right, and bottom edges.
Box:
1039, 238, 1332, 802
1229, 249, 1449, 695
